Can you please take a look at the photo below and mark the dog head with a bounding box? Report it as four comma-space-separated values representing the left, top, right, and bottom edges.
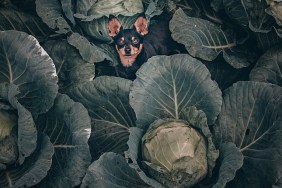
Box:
108, 14, 148, 67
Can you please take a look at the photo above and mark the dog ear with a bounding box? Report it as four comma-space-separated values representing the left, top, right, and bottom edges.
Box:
134, 14, 148, 35
108, 15, 122, 37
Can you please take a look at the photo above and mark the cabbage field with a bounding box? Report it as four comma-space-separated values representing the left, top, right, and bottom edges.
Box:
0, 0, 281, 187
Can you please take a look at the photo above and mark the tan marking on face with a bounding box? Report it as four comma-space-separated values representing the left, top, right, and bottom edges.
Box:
116, 44, 143, 67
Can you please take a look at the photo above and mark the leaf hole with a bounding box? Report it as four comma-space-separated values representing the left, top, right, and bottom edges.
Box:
128, 158, 133, 164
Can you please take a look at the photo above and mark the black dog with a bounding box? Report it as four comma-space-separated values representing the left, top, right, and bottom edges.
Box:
107, 13, 179, 79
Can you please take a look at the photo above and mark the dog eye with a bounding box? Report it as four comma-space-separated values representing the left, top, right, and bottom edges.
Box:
132, 38, 139, 44
117, 39, 125, 46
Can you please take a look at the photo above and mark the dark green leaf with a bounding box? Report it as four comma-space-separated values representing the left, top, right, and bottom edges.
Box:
0, 8, 53, 42
222, 0, 248, 28
170, 9, 254, 68
81, 152, 154, 188
125, 127, 165, 187
250, 44, 282, 86
0, 83, 37, 164
170, 9, 235, 62
68, 76, 136, 160
43, 40, 95, 93
35, 0, 71, 34
203, 58, 251, 90
130, 54, 222, 129
0, 30, 58, 116
211, 0, 223, 11
61, 0, 75, 26
67, 32, 113, 63
76, 0, 144, 20
0, 134, 54, 188
215, 81, 282, 187
241, 0, 276, 32
36, 94, 91, 187
212, 143, 244, 188
180, 107, 219, 176
254, 28, 282, 52
75, 14, 141, 43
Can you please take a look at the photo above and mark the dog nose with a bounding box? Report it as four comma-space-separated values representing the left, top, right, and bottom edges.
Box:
125, 47, 131, 55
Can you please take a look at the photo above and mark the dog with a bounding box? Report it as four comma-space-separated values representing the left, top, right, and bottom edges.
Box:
106, 13, 180, 79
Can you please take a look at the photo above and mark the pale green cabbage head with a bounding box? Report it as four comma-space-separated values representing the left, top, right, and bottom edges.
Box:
0, 110, 17, 141
142, 120, 208, 187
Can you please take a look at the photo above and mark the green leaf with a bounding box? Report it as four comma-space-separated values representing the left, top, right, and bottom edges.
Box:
180, 107, 219, 177
203, 58, 251, 90
0, 8, 53, 42
67, 32, 113, 63
211, 0, 223, 11
143, 0, 164, 18
130, 54, 222, 129
74, 14, 141, 43
170, 9, 235, 62
170, 9, 254, 68
36, 94, 91, 187
35, 0, 72, 34
76, 0, 144, 20
241, 0, 276, 33
212, 143, 244, 188
125, 127, 165, 187
0, 30, 58, 116
250, 44, 282, 86
81, 152, 153, 188
214, 81, 282, 187
0, 134, 54, 188
0, 83, 37, 164
222, 0, 248, 28
254, 28, 282, 52
68, 76, 136, 160
61, 0, 75, 26
43, 40, 95, 93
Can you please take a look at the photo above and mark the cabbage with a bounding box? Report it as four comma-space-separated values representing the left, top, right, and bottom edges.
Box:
0, 110, 17, 140
142, 120, 208, 187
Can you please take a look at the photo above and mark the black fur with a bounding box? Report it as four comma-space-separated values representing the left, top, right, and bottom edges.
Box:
95, 14, 185, 80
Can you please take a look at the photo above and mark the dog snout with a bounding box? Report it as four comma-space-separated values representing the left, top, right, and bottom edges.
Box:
124, 47, 131, 55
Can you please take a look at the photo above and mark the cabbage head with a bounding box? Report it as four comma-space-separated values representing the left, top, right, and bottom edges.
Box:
142, 119, 208, 187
